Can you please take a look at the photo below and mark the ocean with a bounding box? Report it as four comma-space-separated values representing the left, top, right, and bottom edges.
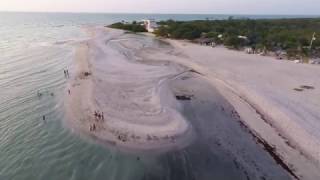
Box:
0, 12, 317, 180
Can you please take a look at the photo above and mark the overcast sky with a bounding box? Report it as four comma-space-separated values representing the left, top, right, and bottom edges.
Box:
0, 0, 319, 15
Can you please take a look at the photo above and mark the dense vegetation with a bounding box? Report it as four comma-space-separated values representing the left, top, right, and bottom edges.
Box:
155, 18, 320, 58
108, 21, 147, 32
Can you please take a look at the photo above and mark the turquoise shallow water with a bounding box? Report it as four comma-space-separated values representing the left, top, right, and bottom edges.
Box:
0, 12, 312, 180
0, 13, 152, 180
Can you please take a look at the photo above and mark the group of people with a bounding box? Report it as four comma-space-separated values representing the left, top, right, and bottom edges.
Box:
94, 111, 104, 121
64, 69, 71, 95
39, 69, 69, 122
89, 124, 96, 131
63, 69, 70, 78
89, 111, 105, 132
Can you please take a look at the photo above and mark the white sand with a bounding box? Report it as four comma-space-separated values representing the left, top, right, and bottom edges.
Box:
65, 27, 320, 179
65, 27, 193, 152
140, 38, 320, 179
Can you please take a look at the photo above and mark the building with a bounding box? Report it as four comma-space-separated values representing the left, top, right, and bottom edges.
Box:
245, 47, 254, 54
196, 38, 216, 47
238, 35, 248, 40
142, 19, 158, 33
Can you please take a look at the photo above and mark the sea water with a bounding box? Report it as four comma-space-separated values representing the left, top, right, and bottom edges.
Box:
0, 12, 316, 180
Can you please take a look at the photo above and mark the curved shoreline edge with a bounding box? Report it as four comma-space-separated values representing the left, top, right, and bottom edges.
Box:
161, 38, 320, 179
65, 28, 194, 153
64, 26, 320, 179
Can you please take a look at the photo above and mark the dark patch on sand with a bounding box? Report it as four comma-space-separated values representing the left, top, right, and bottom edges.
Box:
300, 85, 315, 90
293, 85, 315, 92
293, 88, 304, 92
235, 96, 301, 179
236, 116, 300, 179
189, 69, 204, 76
175, 94, 194, 101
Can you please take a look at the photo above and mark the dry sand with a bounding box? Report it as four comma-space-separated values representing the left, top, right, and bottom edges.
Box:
65, 27, 320, 179
141, 38, 320, 179
65, 28, 193, 152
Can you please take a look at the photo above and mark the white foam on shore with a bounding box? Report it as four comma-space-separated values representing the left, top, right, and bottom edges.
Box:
65, 27, 193, 152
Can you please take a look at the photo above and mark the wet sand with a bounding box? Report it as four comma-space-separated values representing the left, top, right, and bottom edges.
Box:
65, 27, 320, 179
65, 28, 193, 152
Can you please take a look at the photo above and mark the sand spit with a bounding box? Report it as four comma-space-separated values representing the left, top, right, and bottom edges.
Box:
65, 28, 193, 152
65, 27, 320, 179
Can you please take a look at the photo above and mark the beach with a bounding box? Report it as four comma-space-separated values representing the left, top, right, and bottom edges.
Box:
64, 26, 320, 179
151, 38, 320, 179
2, 12, 320, 180
65, 27, 194, 152
165, 39, 320, 163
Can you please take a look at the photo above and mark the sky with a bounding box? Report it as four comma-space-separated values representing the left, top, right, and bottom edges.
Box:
0, 0, 319, 15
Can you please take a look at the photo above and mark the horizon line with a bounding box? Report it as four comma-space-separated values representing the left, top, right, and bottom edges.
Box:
0, 10, 320, 16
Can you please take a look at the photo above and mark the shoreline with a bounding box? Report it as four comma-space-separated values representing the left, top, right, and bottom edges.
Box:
64, 27, 320, 179
141, 32, 320, 178
166, 38, 320, 160
65, 27, 194, 153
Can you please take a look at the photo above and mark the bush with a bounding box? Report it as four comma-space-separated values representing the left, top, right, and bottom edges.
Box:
108, 22, 147, 33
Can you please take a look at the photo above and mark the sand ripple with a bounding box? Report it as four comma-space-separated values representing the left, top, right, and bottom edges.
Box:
65, 27, 193, 152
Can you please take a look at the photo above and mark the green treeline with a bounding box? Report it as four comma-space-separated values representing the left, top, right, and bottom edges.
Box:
155, 18, 320, 58
108, 21, 147, 32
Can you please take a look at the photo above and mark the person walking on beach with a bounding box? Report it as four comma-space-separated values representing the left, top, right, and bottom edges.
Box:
37, 91, 42, 98
66, 69, 69, 78
90, 124, 96, 131
64, 69, 70, 78
68, 89, 71, 95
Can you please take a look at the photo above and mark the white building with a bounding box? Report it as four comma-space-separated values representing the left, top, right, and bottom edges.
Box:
142, 19, 158, 33
238, 35, 248, 40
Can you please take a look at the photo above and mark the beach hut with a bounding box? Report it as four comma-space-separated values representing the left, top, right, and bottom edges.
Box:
245, 47, 254, 54
197, 38, 216, 47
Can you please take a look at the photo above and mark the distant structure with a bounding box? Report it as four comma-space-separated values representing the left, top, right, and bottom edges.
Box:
142, 19, 158, 33
238, 35, 248, 40
196, 38, 216, 47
